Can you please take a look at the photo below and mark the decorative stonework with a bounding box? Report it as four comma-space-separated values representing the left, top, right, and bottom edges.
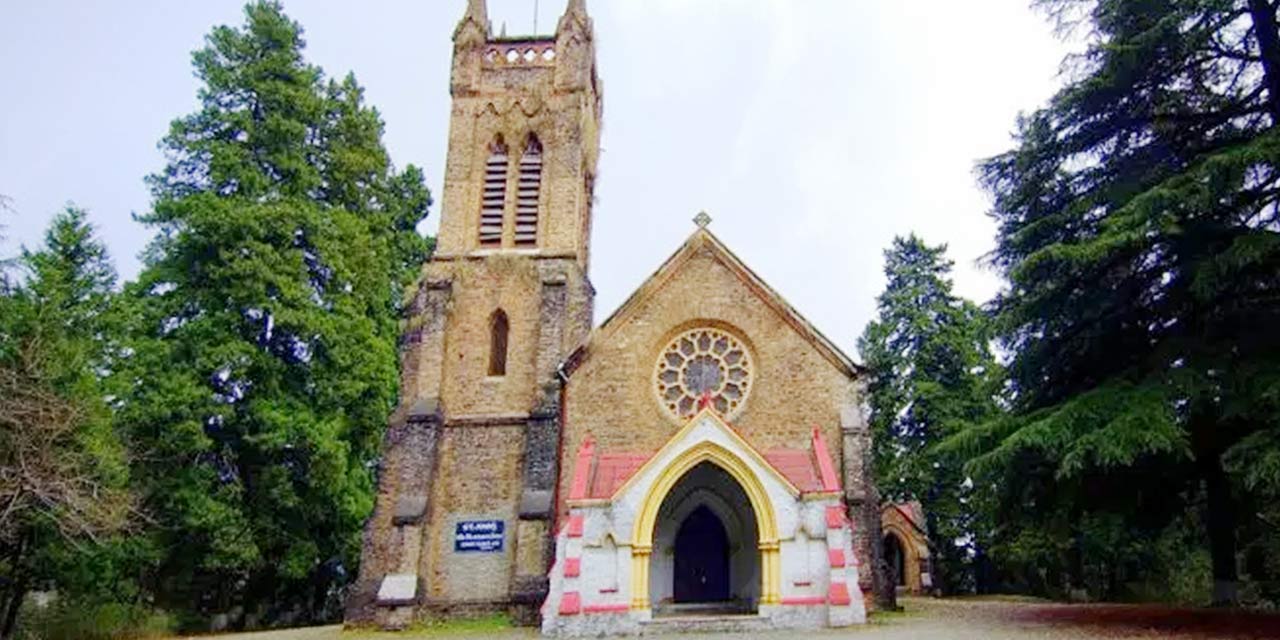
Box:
654, 327, 753, 420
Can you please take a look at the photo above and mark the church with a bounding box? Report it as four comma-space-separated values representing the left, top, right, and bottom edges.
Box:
346, 0, 883, 634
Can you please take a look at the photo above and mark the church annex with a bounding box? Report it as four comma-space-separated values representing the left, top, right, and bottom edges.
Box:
346, 1, 876, 634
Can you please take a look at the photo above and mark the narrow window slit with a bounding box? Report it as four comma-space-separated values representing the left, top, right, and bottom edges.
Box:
489, 309, 509, 376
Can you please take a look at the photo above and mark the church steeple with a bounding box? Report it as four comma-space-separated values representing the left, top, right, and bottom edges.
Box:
455, 0, 488, 40
554, 0, 596, 94
557, 0, 591, 38
561, 0, 588, 24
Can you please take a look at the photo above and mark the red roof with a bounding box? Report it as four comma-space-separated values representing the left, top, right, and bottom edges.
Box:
587, 453, 649, 499
564, 417, 844, 502
571, 446, 837, 500
762, 449, 825, 492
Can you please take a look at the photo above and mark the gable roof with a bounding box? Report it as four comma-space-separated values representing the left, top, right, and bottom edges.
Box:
566, 408, 847, 504
607, 407, 803, 500
566, 226, 863, 378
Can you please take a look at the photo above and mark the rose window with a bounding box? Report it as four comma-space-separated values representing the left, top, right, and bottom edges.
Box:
654, 328, 753, 419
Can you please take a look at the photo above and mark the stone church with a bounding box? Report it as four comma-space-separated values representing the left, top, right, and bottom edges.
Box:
346, 0, 879, 634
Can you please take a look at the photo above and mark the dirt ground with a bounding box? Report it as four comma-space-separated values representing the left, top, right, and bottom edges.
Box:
171, 597, 1280, 639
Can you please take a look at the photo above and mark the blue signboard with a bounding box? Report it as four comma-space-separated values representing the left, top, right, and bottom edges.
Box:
455, 519, 504, 553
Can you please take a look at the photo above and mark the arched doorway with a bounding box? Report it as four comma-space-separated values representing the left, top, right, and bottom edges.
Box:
883, 533, 906, 588
673, 506, 730, 602
651, 462, 759, 613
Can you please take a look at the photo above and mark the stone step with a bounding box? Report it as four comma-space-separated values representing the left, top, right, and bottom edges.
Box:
641, 613, 775, 635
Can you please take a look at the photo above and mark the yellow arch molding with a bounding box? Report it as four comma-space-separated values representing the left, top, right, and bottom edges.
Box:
628, 441, 781, 609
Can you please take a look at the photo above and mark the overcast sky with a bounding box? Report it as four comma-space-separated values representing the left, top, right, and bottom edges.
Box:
0, 1, 1073, 355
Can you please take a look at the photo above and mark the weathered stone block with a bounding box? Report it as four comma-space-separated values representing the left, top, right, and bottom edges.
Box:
518, 490, 553, 520
392, 496, 428, 526
376, 574, 419, 607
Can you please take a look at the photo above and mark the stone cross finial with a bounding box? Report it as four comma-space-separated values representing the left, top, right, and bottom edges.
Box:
693, 211, 712, 228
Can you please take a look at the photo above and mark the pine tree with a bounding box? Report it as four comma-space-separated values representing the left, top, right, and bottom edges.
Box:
0, 206, 132, 639
0, 195, 13, 287
858, 235, 999, 596
116, 1, 430, 623
956, 0, 1280, 604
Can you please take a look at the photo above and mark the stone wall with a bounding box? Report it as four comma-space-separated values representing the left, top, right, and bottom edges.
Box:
423, 422, 526, 602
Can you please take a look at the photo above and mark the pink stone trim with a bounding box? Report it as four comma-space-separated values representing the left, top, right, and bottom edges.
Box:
564, 557, 581, 577
583, 603, 630, 613
568, 438, 596, 501
567, 514, 584, 538
825, 505, 845, 529
559, 591, 581, 615
811, 425, 841, 492
828, 581, 852, 606
828, 548, 847, 568
781, 595, 826, 606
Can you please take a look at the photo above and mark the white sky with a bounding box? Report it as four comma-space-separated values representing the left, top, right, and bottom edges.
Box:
0, 1, 1073, 355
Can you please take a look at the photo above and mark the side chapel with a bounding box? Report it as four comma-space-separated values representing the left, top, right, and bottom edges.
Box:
347, 0, 880, 634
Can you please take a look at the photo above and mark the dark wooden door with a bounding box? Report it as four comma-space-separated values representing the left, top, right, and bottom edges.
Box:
673, 506, 730, 602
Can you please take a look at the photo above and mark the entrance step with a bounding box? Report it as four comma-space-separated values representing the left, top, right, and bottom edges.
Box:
656, 601, 754, 616
642, 613, 773, 635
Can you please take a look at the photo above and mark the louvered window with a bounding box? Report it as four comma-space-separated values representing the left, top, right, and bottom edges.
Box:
514, 135, 542, 246
479, 137, 508, 246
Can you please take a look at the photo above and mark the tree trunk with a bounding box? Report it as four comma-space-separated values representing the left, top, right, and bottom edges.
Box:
1203, 454, 1239, 606
875, 541, 899, 611
1249, 0, 1280, 124
1067, 515, 1087, 601
864, 497, 898, 611
0, 576, 25, 640
922, 506, 946, 595
0, 533, 27, 640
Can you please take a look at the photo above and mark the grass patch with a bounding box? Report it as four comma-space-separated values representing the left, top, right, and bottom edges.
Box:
945, 594, 1054, 604
346, 613, 519, 638
867, 605, 919, 625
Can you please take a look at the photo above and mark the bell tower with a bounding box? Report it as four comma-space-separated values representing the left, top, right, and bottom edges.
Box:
437, 0, 600, 267
348, 0, 600, 627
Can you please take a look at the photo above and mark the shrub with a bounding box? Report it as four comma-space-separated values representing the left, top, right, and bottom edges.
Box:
15, 599, 176, 640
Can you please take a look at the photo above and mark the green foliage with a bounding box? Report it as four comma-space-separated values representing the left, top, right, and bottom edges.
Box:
962, 0, 1280, 603
14, 600, 176, 640
0, 195, 14, 285
1137, 513, 1214, 606
0, 206, 134, 638
113, 1, 430, 625
858, 235, 1000, 594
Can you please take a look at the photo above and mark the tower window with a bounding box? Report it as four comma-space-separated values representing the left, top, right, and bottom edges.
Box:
479, 136, 508, 246
514, 134, 542, 246
488, 309, 509, 376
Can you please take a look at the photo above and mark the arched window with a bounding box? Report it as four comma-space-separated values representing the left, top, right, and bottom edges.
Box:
488, 309, 509, 376
514, 134, 542, 246
479, 135, 508, 246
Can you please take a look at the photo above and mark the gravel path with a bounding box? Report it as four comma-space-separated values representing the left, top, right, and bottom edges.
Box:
172, 597, 1280, 639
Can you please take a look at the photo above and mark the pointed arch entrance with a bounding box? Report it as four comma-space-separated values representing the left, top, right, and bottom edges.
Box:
653, 463, 758, 611
628, 441, 781, 611
884, 533, 906, 588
